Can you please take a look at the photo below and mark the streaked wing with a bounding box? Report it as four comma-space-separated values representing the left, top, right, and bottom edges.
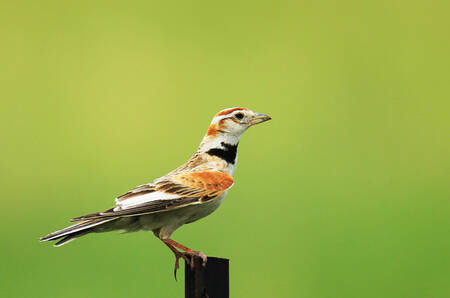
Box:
116, 183, 156, 201
72, 171, 234, 221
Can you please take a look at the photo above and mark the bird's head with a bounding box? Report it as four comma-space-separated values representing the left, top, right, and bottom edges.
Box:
198, 107, 271, 168
206, 107, 271, 139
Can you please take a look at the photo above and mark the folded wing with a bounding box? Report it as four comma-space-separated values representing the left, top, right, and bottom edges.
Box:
71, 171, 234, 221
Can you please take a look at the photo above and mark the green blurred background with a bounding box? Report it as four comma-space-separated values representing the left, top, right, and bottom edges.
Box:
1, 1, 449, 297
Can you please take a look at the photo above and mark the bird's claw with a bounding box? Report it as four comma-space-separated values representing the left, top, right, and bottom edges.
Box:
186, 250, 207, 269
173, 251, 190, 281
172, 251, 208, 280
196, 251, 207, 267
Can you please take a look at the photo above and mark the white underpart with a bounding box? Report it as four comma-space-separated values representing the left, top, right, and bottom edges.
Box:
114, 191, 179, 210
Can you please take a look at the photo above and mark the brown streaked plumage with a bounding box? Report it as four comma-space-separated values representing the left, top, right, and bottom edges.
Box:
40, 107, 271, 279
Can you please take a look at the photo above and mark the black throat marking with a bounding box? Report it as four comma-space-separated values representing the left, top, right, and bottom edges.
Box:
206, 142, 238, 164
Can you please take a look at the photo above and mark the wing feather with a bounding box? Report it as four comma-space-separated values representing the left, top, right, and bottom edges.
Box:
72, 171, 234, 221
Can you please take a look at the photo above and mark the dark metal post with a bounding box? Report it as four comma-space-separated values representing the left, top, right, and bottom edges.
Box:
185, 256, 229, 298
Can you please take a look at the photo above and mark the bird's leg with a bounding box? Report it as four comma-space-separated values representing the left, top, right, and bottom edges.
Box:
165, 239, 208, 269
162, 239, 191, 280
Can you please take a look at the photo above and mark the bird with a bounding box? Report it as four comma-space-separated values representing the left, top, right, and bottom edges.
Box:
40, 107, 271, 278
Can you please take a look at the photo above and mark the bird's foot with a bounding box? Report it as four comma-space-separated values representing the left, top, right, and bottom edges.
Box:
173, 250, 190, 280
172, 250, 207, 280
184, 250, 207, 269
162, 238, 207, 280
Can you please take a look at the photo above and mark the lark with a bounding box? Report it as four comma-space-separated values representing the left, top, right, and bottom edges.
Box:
40, 107, 271, 277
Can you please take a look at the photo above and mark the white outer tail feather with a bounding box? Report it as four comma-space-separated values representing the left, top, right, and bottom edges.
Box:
40, 218, 116, 245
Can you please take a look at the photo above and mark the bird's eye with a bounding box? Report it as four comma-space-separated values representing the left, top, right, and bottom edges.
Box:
235, 113, 244, 120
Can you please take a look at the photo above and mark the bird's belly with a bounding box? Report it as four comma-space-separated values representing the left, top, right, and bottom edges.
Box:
138, 193, 226, 234
184, 194, 226, 224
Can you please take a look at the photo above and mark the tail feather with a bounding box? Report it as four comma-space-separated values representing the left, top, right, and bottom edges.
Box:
70, 208, 115, 222
53, 229, 92, 247
40, 218, 116, 245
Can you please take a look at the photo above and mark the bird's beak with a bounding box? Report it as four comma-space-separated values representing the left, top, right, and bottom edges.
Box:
249, 113, 272, 125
